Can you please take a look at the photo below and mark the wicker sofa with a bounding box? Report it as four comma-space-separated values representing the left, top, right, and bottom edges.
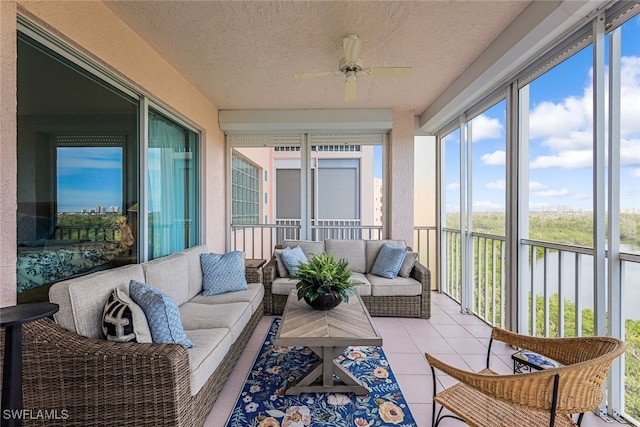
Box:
263, 239, 431, 318
12, 245, 263, 427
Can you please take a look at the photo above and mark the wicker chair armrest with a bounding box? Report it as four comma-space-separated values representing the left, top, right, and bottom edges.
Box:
20, 318, 192, 425
263, 258, 278, 286
491, 327, 626, 365
410, 261, 431, 293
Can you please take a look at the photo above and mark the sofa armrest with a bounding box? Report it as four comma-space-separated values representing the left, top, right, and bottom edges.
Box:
411, 261, 432, 318
262, 258, 278, 314
17, 318, 192, 426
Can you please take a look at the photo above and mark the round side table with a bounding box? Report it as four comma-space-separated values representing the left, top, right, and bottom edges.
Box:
1, 302, 59, 427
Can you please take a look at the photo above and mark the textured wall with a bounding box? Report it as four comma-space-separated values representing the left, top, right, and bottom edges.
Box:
1, 1, 225, 304
388, 110, 415, 246
0, 1, 17, 307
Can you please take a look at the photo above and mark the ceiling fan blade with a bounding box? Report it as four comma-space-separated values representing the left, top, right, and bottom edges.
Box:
345, 78, 357, 101
364, 67, 412, 78
343, 34, 361, 64
294, 71, 338, 80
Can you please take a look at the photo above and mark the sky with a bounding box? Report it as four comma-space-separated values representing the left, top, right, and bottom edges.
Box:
57, 147, 123, 212
444, 15, 640, 213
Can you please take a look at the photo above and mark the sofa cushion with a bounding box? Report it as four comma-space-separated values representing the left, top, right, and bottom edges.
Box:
365, 240, 407, 273
280, 246, 308, 275
399, 251, 418, 278
367, 274, 423, 296
143, 253, 190, 306
183, 245, 209, 300
370, 243, 407, 279
349, 272, 372, 296
325, 239, 366, 273
282, 240, 324, 258
129, 280, 193, 348
184, 328, 233, 396
271, 277, 300, 295
190, 282, 264, 313
201, 251, 248, 296
102, 288, 152, 343
274, 246, 292, 277
179, 301, 252, 342
50, 264, 146, 338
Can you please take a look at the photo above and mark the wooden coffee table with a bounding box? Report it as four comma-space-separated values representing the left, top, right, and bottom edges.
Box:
275, 290, 382, 395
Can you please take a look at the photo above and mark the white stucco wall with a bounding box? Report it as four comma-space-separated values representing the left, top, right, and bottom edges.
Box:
0, 1, 18, 307
1, 1, 226, 306
388, 110, 415, 246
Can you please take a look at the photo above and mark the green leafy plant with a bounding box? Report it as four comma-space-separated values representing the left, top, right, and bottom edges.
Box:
292, 253, 358, 303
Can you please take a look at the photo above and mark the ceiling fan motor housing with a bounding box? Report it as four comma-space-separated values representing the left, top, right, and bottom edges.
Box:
339, 57, 364, 73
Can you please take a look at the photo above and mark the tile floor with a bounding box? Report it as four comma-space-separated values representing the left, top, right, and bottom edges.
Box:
205, 292, 617, 427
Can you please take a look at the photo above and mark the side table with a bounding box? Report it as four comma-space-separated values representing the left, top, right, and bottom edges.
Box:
1, 302, 59, 427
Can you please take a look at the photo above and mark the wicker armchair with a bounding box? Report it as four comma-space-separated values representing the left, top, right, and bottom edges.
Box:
425, 327, 626, 427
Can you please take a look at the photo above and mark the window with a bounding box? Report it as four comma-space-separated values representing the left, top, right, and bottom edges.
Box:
231, 151, 261, 225
16, 29, 202, 301
147, 110, 200, 260
16, 33, 139, 301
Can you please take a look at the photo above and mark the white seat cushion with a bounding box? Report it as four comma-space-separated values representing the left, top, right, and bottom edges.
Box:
349, 272, 372, 296
179, 301, 252, 342
184, 328, 233, 395
189, 282, 264, 313
271, 277, 299, 295
366, 273, 422, 296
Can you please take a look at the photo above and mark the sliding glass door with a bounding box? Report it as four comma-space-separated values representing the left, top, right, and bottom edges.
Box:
147, 110, 200, 260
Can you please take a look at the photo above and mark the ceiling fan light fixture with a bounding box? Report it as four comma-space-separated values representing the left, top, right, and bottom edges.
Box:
345, 70, 357, 83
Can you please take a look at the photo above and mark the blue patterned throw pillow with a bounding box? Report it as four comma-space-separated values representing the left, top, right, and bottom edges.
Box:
280, 246, 308, 276
129, 280, 193, 348
200, 251, 248, 296
371, 243, 407, 279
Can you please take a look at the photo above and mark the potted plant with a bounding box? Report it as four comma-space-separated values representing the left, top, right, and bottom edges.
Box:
291, 253, 358, 310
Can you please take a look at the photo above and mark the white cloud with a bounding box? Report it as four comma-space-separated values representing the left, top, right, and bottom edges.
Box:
486, 180, 506, 190
532, 188, 571, 197
446, 183, 460, 191
529, 181, 548, 191
530, 150, 593, 169
632, 168, 640, 179
474, 200, 503, 210
481, 150, 506, 165
528, 181, 573, 198
528, 55, 640, 169
470, 114, 502, 141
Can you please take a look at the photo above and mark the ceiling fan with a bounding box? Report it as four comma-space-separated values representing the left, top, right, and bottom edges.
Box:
295, 34, 412, 101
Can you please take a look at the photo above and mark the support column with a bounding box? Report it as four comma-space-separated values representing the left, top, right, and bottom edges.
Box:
388, 110, 415, 246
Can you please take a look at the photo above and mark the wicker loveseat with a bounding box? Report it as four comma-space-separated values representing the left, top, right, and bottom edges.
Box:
5, 245, 264, 427
263, 239, 431, 318
426, 327, 626, 427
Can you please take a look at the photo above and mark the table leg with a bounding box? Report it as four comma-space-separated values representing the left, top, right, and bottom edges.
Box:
284, 346, 370, 395
2, 325, 23, 427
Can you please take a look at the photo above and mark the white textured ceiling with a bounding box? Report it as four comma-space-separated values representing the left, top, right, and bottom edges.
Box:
104, 1, 531, 114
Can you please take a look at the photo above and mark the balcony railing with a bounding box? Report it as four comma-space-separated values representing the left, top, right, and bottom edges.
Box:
55, 225, 120, 241
230, 220, 383, 259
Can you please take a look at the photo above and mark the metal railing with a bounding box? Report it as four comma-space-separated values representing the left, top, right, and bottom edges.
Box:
442, 228, 506, 327
55, 225, 120, 241
230, 220, 384, 259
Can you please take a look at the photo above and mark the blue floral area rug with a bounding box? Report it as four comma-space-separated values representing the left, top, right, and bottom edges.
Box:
225, 318, 417, 427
